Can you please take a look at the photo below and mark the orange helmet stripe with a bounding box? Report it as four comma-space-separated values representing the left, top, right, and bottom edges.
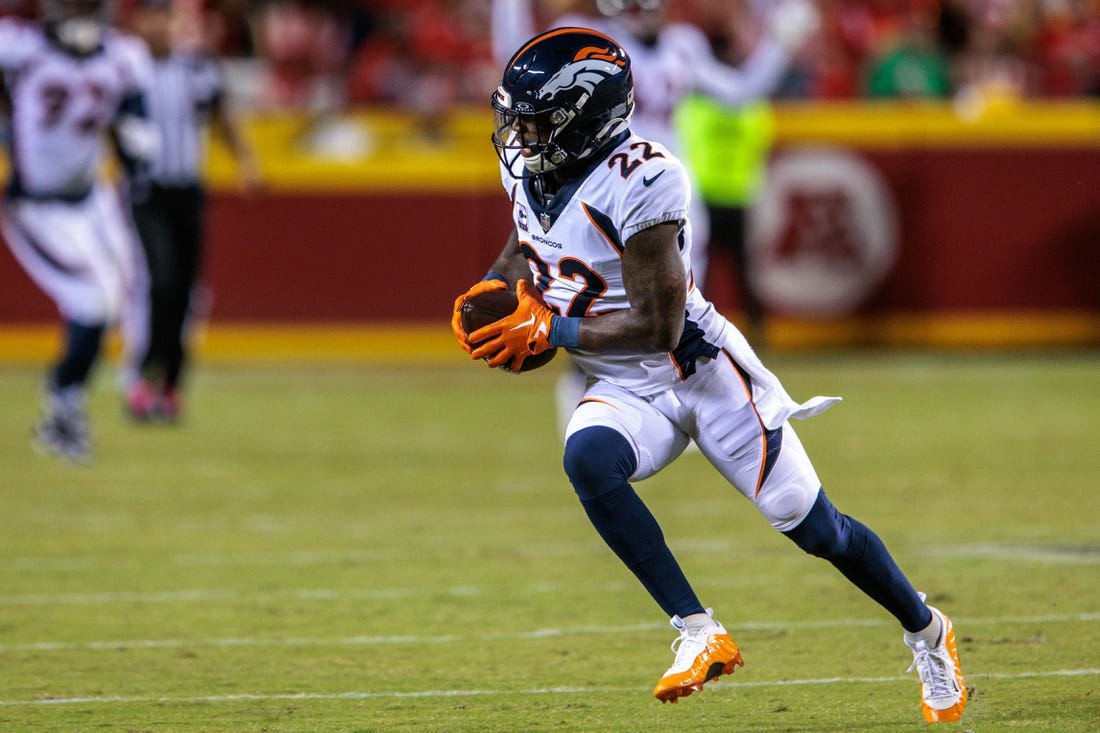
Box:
510, 27, 625, 67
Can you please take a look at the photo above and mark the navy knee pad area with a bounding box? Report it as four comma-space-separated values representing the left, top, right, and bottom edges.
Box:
563, 426, 638, 501
783, 489, 852, 559
784, 489, 931, 632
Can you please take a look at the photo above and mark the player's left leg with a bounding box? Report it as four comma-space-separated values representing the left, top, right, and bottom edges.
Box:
562, 382, 743, 703
774, 431, 967, 723
688, 356, 965, 722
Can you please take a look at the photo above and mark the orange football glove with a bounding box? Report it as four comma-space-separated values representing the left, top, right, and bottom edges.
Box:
470, 280, 554, 371
451, 278, 509, 354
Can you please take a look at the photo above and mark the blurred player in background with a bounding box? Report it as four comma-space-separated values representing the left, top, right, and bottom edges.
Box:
123, 0, 259, 422
491, 0, 818, 432
452, 28, 967, 721
0, 0, 157, 462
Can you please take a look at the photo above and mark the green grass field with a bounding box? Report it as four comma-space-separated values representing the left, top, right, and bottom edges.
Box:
1, 351, 1098, 732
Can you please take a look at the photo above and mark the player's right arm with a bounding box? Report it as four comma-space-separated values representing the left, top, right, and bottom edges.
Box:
0, 18, 38, 70
0, 20, 37, 134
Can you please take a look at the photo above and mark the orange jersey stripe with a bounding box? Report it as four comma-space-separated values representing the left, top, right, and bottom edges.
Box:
577, 397, 619, 410
721, 349, 770, 498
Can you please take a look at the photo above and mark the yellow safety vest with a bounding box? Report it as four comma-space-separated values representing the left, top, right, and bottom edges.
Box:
674, 95, 775, 207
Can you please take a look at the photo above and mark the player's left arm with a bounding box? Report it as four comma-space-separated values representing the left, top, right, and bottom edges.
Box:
575, 222, 686, 352
0, 19, 35, 128
567, 152, 690, 352
110, 92, 155, 167
110, 37, 159, 181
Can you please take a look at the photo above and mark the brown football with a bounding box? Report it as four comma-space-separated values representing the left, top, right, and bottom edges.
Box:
460, 288, 558, 372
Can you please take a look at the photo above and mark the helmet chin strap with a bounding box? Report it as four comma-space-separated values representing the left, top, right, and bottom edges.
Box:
522, 148, 567, 175
56, 18, 104, 54
522, 110, 630, 177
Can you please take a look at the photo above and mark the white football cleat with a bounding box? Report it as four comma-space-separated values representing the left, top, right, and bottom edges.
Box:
906, 601, 968, 723
653, 610, 743, 703
33, 385, 91, 464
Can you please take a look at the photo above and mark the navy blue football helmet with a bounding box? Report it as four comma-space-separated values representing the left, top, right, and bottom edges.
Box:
492, 27, 635, 178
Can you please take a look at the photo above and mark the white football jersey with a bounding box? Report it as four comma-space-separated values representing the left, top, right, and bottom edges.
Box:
501, 131, 730, 397
0, 19, 153, 197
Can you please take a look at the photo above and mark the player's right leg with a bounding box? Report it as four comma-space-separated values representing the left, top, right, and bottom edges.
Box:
562, 382, 742, 702
3, 196, 121, 460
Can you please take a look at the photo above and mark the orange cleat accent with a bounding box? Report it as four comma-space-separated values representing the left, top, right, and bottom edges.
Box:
653, 614, 744, 703
908, 605, 968, 723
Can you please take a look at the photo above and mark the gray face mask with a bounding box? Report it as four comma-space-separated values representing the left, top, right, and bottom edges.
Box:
56, 17, 104, 54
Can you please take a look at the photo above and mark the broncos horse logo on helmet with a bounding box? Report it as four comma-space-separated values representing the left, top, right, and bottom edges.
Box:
538, 44, 627, 101
493, 28, 634, 177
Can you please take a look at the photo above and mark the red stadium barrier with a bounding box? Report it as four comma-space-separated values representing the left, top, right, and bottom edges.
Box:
1, 103, 1097, 347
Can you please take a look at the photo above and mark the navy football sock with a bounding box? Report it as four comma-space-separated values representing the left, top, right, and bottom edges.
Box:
783, 490, 932, 632
564, 426, 705, 618
52, 321, 106, 390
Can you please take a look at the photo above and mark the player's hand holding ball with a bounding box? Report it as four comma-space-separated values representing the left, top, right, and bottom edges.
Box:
451, 279, 509, 355
461, 280, 558, 373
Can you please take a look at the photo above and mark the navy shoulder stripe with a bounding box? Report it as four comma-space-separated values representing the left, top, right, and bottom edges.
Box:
581, 202, 624, 255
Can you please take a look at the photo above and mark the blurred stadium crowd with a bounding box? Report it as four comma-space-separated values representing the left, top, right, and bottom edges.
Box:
2, 0, 1097, 112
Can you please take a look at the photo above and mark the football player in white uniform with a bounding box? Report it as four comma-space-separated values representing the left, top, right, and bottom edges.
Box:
491, 0, 819, 433
0, 0, 157, 462
452, 29, 967, 722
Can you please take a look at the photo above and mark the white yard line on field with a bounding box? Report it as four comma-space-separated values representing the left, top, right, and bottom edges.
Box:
924, 543, 1100, 564
0, 613, 1096, 653
0, 586, 472, 605
0, 668, 1098, 707
7, 541, 1097, 572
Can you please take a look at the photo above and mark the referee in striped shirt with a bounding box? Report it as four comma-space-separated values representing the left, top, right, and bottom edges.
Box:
125, 0, 259, 422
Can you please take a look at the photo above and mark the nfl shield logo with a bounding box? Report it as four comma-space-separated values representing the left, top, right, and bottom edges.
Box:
539, 211, 553, 231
